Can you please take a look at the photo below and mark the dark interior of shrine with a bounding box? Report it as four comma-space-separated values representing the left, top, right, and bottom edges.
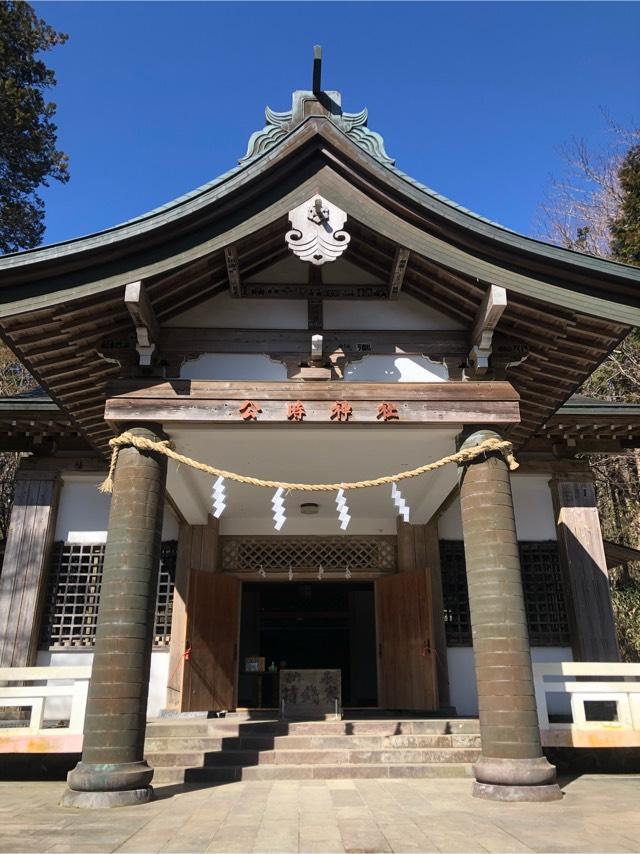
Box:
238, 581, 378, 708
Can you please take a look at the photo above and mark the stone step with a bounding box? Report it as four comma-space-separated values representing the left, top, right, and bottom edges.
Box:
146, 746, 480, 768
145, 718, 480, 739
144, 736, 245, 753
144, 732, 481, 753
180, 763, 475, 782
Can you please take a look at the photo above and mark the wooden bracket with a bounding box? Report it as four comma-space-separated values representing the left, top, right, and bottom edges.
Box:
124, 281, 160, 367
388, 247, 410, 300
225, 246, 241, 298
469, 285, 507, 375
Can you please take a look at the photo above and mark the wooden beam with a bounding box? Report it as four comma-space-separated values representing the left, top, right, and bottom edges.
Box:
108, 379, 520, 401
124, 281, 159, 366
224, 246, 241, 298
388, 247, 410, 299
105, 380, 520, 426
469, 284, 507, 375
159, 328, 470, 360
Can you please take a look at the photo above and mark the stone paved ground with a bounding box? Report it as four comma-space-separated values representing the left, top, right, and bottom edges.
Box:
0, 776, 639, 853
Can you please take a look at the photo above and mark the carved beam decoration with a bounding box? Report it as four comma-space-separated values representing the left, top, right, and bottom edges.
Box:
388, 247, 410, 300
469, 285, 507, 375
124, 281, 160, 367
285, 195, 350, 265
224, 246, 241, 298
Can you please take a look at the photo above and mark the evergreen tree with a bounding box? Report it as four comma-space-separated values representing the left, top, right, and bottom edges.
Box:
0, 0, 69, 253
610, 144, 640, 266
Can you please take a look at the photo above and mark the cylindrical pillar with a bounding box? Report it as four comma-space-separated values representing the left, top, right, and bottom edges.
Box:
62, 424, 168, 808
458, 430, 561, 802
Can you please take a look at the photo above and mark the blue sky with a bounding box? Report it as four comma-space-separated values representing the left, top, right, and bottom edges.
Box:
33, 1, 640, 246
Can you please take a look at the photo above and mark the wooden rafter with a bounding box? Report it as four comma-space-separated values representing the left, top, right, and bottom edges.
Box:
388, 247, 410, 299
469, 285, 508, 375
124, 281, 159, 366
224, 246, 241, 298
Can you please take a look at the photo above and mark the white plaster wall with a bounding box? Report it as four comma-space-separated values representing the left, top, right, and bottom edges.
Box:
447, 647, 573, 717
180, 353, 287, 381
55, 474, 179, 543
168, 292, 307, 329
344, 356, 448, 383
35, 649, 169, 719
324, 294, 463, 330
167, 291, 461, 332
438, 474, 557, 541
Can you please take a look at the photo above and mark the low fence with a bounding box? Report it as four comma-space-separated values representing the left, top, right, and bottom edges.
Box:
0, 665, 91, 753
2, 662, 640, 753
534, 661, 640, 748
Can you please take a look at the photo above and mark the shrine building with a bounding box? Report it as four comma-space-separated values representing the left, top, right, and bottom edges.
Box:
1, 52, 640, 807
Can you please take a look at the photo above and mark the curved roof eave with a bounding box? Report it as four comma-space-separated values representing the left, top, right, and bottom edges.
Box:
0, 114, 639, 292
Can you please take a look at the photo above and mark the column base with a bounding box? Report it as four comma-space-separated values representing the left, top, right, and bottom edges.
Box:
473, 781, 563, 802
67, 760, 154, 792
60, 786, 154, 809
474, 754, 557, 787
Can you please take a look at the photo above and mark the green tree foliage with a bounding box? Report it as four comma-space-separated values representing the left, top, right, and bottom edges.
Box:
0, 0, 69, 253
540, 122, 640, 660
0, 2, 63, 552
610, 144, 640, 266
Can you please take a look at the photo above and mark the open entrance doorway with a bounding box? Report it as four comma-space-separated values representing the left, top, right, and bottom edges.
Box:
238, 582, 378, 709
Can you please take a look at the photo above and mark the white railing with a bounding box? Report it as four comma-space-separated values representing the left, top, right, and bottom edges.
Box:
0, 666, 92, 737
533, 661, 640, 734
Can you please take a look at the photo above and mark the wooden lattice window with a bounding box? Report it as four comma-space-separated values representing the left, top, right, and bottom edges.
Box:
520, 542, 570, 646
440, 540, 570, 647
221, 535, 396, 575
41, 541, 177, 649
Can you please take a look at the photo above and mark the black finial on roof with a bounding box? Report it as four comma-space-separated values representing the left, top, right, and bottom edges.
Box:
312, 45, 322, 95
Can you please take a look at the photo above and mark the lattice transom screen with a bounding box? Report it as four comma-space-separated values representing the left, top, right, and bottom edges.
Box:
40, 540, 177, 649
440, 540, 570, 647
221, 536, 396, 574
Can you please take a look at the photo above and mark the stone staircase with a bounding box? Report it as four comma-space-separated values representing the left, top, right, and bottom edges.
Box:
144, 715, 480, 784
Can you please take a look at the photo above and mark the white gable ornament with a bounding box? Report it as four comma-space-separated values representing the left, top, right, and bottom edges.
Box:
285, 195, 350, 265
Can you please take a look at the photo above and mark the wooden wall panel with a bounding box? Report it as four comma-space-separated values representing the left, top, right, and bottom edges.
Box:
396, 517, 449, 708
0, 468, 60, 667
165, 515, 220, 711
550, 475, 620, 662
375, 568, 437, 711
183, 572, 241, 711
424, 519, 450, 708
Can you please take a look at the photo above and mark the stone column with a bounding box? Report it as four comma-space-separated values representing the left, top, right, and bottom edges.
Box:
63, 425, 167, 808
458, 430, 561, 802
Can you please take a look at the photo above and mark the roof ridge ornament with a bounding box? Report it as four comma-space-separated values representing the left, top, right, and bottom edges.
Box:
285, 194, 351, 265
239, 47, 395, 166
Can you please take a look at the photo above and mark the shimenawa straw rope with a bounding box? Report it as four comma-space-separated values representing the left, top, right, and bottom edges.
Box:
99, 431, 518, 494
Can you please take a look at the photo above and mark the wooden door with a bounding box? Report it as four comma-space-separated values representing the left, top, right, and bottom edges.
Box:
183, 572, 241, 711
375, 569, 438, 711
